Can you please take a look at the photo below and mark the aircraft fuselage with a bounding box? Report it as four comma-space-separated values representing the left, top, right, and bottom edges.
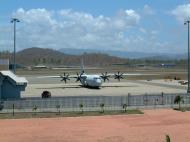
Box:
80, 74, 102, 88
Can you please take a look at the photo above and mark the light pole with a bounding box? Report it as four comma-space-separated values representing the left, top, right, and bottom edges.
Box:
184, 20, 190, 93
11, 18, 20, 74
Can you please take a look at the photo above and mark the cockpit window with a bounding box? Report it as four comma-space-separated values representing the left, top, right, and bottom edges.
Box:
94, 77, 101, 80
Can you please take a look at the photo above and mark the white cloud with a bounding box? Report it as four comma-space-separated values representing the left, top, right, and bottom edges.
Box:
143, 5, 154, 15
0, 8, 182, 54
13, 8, 57, 25
6, 8, 141, 51
139, 28, 147, 33
171, 4, 190, 22
112, 9, 140, 29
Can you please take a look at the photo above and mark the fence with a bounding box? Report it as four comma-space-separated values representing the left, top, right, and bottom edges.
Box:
1, 93, 190, 113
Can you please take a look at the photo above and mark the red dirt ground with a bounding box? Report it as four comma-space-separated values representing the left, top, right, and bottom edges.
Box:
0, 109, 190, 142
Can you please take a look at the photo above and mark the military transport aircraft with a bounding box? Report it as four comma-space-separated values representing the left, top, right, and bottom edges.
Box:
59, 71, 126, 88
38, 69, 144, 89
38, 59, 148, 88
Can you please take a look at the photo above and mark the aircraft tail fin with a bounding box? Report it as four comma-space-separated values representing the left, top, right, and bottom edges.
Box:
81, 58, 85, 74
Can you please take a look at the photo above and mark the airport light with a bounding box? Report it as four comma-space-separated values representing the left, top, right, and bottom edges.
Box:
11, 18, 20, 74
184, 20, 190, 93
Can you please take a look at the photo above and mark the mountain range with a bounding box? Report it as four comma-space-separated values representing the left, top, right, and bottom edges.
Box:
15, 47, 128, 66
0, 47, 186, 67
59, 48, 186, 60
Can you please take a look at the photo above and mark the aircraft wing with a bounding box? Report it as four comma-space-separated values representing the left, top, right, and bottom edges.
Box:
37, 75, 77, 78
37, 75, 62, 78
36, 74, 82, 84
106, 73, 159, 76
107, 73, 142, 76
99, 72, 159, 82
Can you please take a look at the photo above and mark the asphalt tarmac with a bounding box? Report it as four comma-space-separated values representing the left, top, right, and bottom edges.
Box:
21, 76, 187, 98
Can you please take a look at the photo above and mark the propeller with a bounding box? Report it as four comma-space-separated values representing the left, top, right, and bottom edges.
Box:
75, 72, 84, 82
60, 72, 70, 84
114, 71, 124, 82
100, 72, 110, 82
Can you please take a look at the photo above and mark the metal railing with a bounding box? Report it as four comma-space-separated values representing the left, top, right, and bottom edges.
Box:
1, 93, 190, 113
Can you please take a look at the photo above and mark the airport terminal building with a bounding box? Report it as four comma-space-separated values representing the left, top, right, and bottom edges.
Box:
0, 71, 27, 100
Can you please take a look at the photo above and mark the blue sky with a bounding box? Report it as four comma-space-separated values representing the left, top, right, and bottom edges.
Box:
1, 0, 190, 54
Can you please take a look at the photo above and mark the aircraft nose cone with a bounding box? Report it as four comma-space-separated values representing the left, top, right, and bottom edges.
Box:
96, 79, 102, 86
97, 79, 102, 83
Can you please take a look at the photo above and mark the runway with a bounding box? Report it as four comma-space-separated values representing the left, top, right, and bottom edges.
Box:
21, 76, 187, 98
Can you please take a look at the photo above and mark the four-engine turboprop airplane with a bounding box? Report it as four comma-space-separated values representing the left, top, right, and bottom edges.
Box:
38, 69, 144, 89
38, 60, 147, 88
62, 71, 125, 88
